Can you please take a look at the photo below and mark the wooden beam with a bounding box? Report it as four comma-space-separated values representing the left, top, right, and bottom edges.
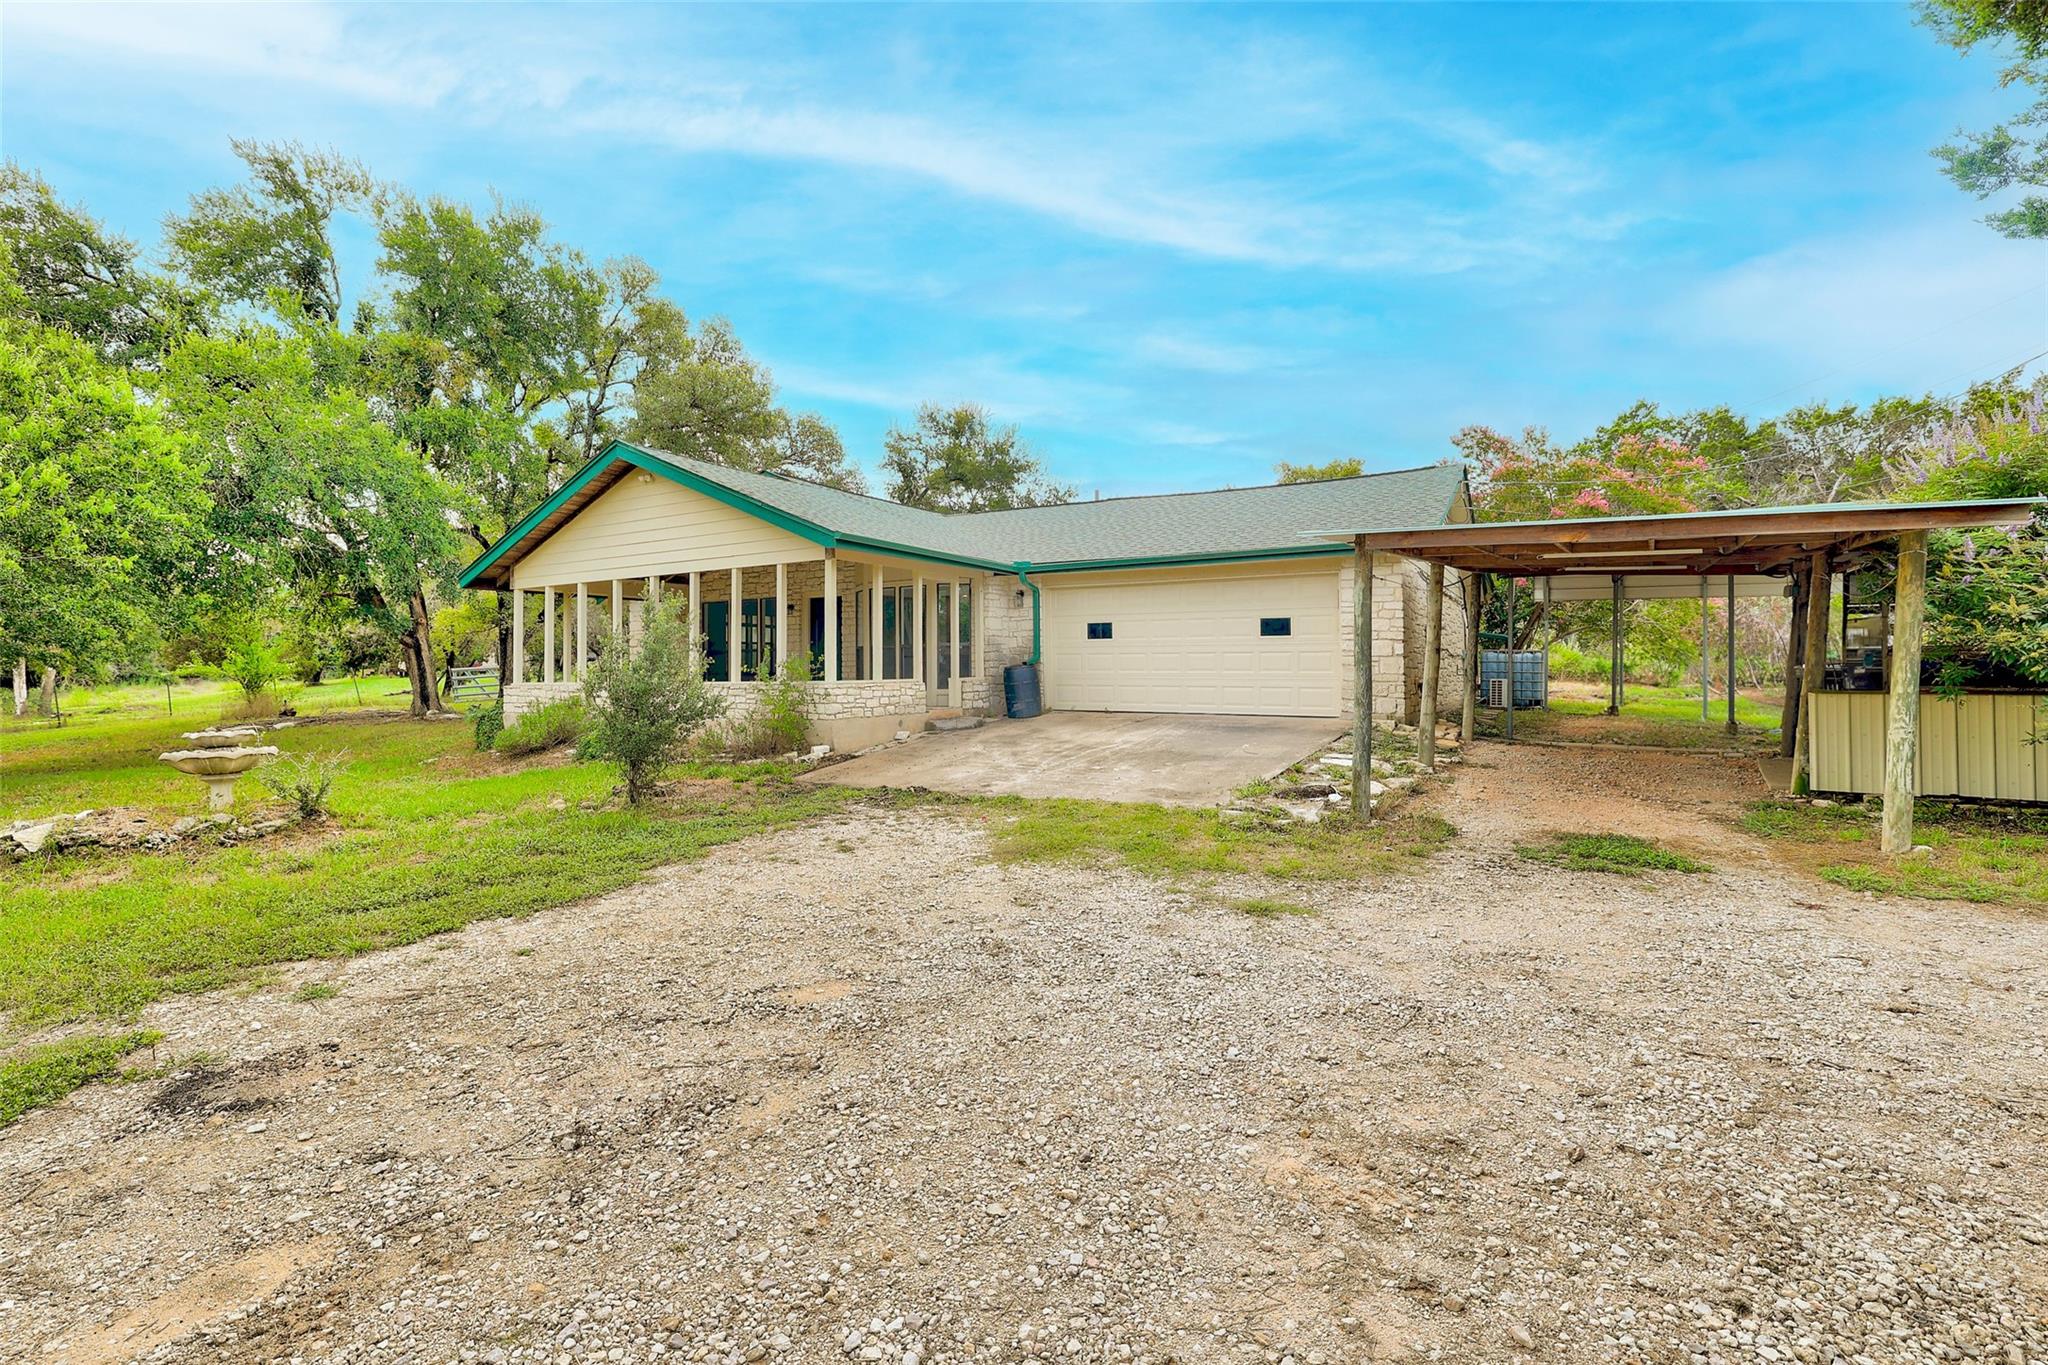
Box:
1608, 576, 1621, 715
1353, 538, 1371, 821
1418, 562, 1444, 768
1777, 566, 1808, 758
1352, 499, 2038, 555
1881, 531, 1927, 854
1503, 572, 1517, 743
1789, 553, 1830, 794
1724, 575, 1736, 733
1460, 571, 1479, 743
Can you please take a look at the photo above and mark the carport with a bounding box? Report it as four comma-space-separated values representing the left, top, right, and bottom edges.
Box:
1320, 497, 2042, 852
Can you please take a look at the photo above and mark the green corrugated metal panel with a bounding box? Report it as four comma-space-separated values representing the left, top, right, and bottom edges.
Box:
466, 439, 1468, 584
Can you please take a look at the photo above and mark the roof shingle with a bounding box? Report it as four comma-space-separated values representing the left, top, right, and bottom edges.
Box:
462, 440, 1467, 586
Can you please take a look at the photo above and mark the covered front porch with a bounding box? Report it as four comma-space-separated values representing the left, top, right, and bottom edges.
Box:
503, 551, 997, 751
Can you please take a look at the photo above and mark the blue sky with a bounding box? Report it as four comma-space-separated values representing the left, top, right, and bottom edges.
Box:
5, 2, 2045, 495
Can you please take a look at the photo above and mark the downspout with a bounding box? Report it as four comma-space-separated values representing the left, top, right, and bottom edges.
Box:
1015, 563, 1042, 664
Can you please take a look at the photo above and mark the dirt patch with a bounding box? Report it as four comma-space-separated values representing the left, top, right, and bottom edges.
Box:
2, 746, 2044, 1364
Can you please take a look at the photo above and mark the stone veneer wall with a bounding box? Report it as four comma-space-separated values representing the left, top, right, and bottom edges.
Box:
504, 675, 929, 751
962, 573, 1034, 714
1337, 556, 1409, 720
1333, 555, 1471, 724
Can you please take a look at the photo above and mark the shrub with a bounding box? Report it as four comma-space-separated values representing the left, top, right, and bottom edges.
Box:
493, 699, 586, 757
257, 751, 347, 819
581, 600, 723, 803
723, 660, 814, 759
471, 700, 504, 752
222, 630, 284, 702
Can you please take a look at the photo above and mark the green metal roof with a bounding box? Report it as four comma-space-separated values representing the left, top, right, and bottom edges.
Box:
460, 440, 1468, 587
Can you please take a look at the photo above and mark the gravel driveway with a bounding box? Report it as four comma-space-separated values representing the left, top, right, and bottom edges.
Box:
2, 747, 2044, 1365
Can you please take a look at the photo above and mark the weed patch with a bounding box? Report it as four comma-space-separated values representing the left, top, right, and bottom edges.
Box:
1, 1030, 162, 1126
1742, 799, 2048, 907
1228, 895, 1317, 919
1515, 832, 1710, 876
986, 798, 1454, 882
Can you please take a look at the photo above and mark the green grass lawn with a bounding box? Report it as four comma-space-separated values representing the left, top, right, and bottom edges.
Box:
2, 672, 416, 739
1740, 799, 2048, 907
1477, 682, 1781, 751
1, 686, 863, 1122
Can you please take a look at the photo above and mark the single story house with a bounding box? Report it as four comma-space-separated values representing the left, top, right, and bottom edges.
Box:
460, 440, 1473, 749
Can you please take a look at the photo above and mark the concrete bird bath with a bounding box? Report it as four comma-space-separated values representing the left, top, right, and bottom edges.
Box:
159, 728, 279, 811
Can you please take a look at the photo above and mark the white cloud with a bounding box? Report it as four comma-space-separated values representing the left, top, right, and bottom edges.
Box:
5, 3, 462, 108
1131, 331, 1288, 374
7, 2, 1623, 277
1673, 219, 2048, 404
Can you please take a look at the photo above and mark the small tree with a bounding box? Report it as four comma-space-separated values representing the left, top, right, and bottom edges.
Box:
581, 599, 722, 803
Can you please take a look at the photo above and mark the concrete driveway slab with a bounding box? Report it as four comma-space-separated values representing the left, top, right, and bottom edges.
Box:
801, 711, 1344, 805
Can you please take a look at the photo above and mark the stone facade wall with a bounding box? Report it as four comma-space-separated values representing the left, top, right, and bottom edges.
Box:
964, 573, 1035, 714
505, 674, 926, 751
503, 681, 581, 721
1337, 556, 1409, 720
1333, 555, 1470, 724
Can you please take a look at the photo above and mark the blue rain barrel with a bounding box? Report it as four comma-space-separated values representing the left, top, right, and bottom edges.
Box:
1479, 650, 1547, 707
1004, 663, 1043, 719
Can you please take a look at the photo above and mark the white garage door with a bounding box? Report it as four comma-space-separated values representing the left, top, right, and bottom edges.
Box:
1040, 568, 1341, 716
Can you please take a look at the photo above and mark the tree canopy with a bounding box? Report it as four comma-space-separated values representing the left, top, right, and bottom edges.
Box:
1919, 0, 2048, 236
0, 299, 205, 683
881, 402, 1073, 511
1275, 458, 1364, 483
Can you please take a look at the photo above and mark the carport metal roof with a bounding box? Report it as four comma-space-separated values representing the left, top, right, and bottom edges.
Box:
1310, 497, 2042, 577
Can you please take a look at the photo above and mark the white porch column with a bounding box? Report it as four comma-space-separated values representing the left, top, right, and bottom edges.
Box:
511, 589, 526, 683
575, 584, 589, 681
610, 578, 624, 651
913, 573, 926, 685
729, 566, 742, 682
870, 562, 883, 681
823, 551, 839, 683
543, 588, 557, 683
774, 562, 788, 675
688, 572, 701, 647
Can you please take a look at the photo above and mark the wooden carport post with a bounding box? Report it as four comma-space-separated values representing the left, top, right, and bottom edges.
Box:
1353, 537, 1372, 821
1881, 531, 1928, 854
1724, 575, 1737, 734
1503, 573, 1516, 743
1418, 563, 1444, 768
1789, 552, 1830, 796
1607, 575, 1622, 714
1460, 571, 1479, 744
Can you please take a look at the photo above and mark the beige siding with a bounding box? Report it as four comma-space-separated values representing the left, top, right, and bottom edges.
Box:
511, 476, 819, 589
1809, 691, 2048, 801
1039, 561, 1343, 716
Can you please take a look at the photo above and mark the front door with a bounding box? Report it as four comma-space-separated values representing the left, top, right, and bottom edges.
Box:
924, 578, 975, 708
